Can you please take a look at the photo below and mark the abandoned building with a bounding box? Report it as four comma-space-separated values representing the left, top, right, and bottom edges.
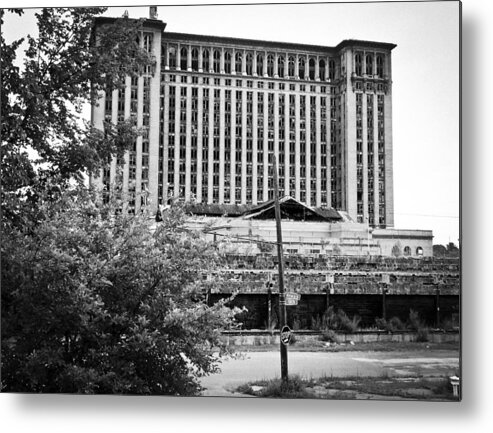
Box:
91, 9, 396, 228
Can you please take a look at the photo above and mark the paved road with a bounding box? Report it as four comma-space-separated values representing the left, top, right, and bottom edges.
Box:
200, 349, 459, 397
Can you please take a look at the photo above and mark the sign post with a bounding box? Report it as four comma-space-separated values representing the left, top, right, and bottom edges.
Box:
273, 153, 288, 382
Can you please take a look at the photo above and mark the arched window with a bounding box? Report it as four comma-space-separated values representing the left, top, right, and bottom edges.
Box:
299, 56, 306, 79
213, 49, 221, 73
355, 53, 362, 76
366, 54, 373, 76
416, 246, 423, 256
180, 46, 188, 70
191, 48, 199, 71
288, 56, 295, 77
256, 53, 264, 76
202, 48, 209, 72
224, 51, 232, 74
246, 52, 253, 75
319, 59, 326, 81
278, 56, 285, 78
308, 58, 316, 80
403, 246, 411, 256
168, 45, 177, 68
267, 54, 274, 77
328, 59, 335, 80
235, 51, 242, 74
376, 55, 384, 77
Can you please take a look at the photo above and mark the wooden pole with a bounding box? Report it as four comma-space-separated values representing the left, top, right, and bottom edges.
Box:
273, 153, 288, 382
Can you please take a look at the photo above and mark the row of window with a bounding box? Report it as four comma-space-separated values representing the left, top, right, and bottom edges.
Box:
354, 52, 385, 77
164, 44, 338, 81
162, 84, 343, 206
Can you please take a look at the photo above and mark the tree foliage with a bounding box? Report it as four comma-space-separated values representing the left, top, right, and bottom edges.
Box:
1, 7, 153, 205
433, 243, 460, 258
2, 188, 240, 394
1, 8, 241, 395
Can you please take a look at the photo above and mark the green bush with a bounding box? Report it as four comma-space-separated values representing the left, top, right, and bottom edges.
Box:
388, 316, 406, 332
320, 330, 337, 343
311, 307, 361, 333
407, 309, 424, 331
336, 309, 361, 333
416, 327, 430, 342
257, 376, 310, 398
407, 310, 430, 342
375, 317, 387, 330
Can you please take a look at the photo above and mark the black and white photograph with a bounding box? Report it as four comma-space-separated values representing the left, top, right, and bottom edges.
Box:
0, 0, 481, 430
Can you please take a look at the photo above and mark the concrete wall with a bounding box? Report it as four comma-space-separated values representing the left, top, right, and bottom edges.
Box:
187, 216, 433, 257
220, 330, 460, 346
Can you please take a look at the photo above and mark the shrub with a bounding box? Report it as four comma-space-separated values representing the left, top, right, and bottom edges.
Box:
258, 375, 310, 398
416, 327, 430, 342
265, 316, 278, 332
407, 309, 424, 331
407, 309, 430, 342
336, 309, 361, 333
441, 315, 460, 331
292, 317, 302, 331
388, 316, 406, 332
312, 307, 361, 333
375, 317, 387, 330
320, 330, 338, 343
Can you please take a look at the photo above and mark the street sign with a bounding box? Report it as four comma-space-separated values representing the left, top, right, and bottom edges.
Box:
284, 292, 300, 306
280, 325, 292, 345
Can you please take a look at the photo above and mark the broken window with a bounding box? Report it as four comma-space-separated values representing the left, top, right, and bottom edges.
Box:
235, 51, 242, 73
191, 48, 199, 71
224, 51, 232, 74
246, 53, 253, 75
365, 54, 373, 76
355, 52, 362, 76
202, 48, 209, 71
309, 58, 316, 80
376, 55, 384, 77
278, 56, 285, 78
180, 46, 187, 70
256, 53, 264, 76
319, 59, 326, 81
299, 56, 306, 79
288, 56, 295, 77
213, 49, 221, 73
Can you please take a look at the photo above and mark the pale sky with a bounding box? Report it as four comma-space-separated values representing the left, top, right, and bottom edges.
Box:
2, 1, 460, 245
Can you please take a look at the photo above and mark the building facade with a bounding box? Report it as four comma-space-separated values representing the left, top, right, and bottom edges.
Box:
92, 13, 396, 227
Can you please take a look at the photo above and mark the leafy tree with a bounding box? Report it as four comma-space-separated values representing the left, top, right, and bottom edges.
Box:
391, 242, 402, 258
1, 7, 153, 225
1, 187, 241, 394
446, 242, 460, 257
433, 243, 460, 258
1, 8, 241, 395
433, 244, 447, 257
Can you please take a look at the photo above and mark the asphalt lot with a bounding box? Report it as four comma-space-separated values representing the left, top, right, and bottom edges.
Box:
200, 349, 460, 397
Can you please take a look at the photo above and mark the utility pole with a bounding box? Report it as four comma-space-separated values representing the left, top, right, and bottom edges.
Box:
273, 152, 288, 382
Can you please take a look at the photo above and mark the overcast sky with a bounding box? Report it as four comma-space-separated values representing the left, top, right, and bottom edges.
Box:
2, 1, 460, 245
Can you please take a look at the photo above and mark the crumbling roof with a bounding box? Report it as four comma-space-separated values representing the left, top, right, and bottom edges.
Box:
184, 197, 342, 221
242, 196, 342, 222
184, 202, 254, 217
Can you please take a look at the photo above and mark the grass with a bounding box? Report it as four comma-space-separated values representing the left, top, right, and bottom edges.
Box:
234, 340, 459, 353
235, 374, 459, 401
235, 375, 312, 399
